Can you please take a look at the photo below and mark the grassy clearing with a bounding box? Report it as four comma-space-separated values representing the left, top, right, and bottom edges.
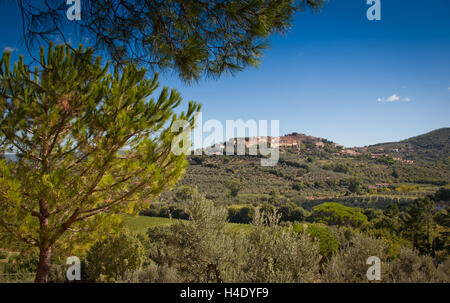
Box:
124, 216, 250, 234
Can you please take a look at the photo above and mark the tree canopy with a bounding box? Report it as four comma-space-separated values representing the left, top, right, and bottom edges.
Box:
0, 43, 200, 282
18, 0, 325, 82
311, 202, 368, 228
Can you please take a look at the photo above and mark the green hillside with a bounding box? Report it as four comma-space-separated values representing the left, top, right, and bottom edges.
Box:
368, 128, 450, 161
146, 128, 449, 215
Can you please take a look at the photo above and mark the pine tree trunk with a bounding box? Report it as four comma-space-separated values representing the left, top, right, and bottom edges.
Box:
35, 246, 52, 283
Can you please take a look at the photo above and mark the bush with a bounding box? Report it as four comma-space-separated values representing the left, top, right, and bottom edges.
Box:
292, 181, 304, 191
348, 177, 362, 194
175, 186, 194, 201
240, 211, 321, 282
333, 163, 349, 174
395, 184, 420, 192
386, 247, 449, 282
311, 202, 368, 228
0, 249, 39, 282
225, 179, 244, 197
0, 250, 8, 260
434, 187, 450, 202
322, 231, 388, 282
279, 203, 309, 222
85, 231, 147, 282
293, 223, 338, 259
145, 195, 322, 283
146, 192, 240, 282
228, 206, 255, 224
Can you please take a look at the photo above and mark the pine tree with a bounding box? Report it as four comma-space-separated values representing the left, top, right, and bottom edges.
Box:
0, 44, 200, 282
18, 0, 325, 82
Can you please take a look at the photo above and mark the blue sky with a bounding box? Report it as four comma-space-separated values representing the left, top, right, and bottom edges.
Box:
1, 0, 449, 147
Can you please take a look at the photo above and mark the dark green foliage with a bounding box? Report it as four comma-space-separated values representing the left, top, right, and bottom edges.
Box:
225, 178, 245, 197
279, 203, 309, 222
85, 231, 147, 282
392, 169, 399, 179
348, 177, 362, 194
228, 206, 255, 224
434, 187, 450, 201
175, 186, 195, 202
242, 211, 321, 282
19, 0, 325, 82
333, 163, 349, 173
376, 156, 395, 165
403, 197, 437, 255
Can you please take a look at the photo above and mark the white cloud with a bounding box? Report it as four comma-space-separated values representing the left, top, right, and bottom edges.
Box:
377, 93, 411, 103
387, 94, 400, 102
3, 46, 17, 53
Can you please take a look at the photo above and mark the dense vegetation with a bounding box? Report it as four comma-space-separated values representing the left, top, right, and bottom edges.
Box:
1, 125, 448, 282
3, 0, 447, 285
2, 192, 448, 282
155, 129, 449, 210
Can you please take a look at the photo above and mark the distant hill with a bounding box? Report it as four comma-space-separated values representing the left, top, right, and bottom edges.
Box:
154, 128, 450, 210
200, 128, 449, 163
367, 128, 450, 161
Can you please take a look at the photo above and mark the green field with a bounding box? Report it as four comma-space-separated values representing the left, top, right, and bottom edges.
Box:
124, 216, 250, 234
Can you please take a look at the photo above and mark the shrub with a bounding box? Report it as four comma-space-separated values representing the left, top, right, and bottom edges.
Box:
279, 204, 309, 222
85, 231, 147, 282
240, 211, 321, 282
146, 192, 240, 282
0, 249, 39, 282
228, 206, 255, 224
292, 181, 304, 191
434, 187, 450, 202
145, 195, 322, 283
293, 223, 338, 259
322, 231, 388, 282
225, 179, 244, 197
348, 177, 362, 194
395, 184, 420, 192
0, 250, 8, 260
312, 202, 368, 228
333, 163, 349, 174
321, 164, 333, 171
237, 206, 255, 224
385, 247, 449, 282
175, 186, 194, 201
